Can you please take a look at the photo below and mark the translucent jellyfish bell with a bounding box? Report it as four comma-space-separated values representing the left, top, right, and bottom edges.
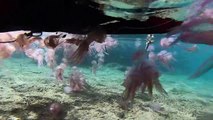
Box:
91, 60, 97, 65
72, 66, 78, 70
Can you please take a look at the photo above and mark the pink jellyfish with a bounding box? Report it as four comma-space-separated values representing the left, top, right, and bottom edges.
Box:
0, 43, 16, 59
55, 59, 67, 82
157, 50, 176, 70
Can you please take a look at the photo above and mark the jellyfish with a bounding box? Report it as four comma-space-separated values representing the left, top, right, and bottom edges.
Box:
120, 51, 167, 109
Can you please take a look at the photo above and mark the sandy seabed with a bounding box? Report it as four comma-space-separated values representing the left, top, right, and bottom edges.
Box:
0, 57, 213, 120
